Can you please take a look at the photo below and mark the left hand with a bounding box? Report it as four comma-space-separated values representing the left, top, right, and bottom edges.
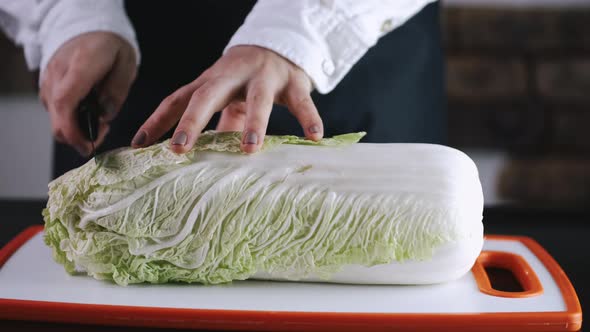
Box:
131, 45, 324, 154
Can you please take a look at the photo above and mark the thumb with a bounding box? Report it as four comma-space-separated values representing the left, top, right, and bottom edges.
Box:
98, 51, 137, 122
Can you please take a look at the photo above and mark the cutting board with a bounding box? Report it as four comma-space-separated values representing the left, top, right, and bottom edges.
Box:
0, 226, 582, 331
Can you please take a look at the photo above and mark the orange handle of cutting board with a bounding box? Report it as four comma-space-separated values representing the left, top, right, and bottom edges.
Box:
472, 250, 544, 298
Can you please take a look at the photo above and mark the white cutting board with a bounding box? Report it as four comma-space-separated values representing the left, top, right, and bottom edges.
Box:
0, 228, 582, 331
0, 232, 566, 313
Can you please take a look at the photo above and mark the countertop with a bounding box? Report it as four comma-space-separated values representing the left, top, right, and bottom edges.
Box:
1, 200, 587, 331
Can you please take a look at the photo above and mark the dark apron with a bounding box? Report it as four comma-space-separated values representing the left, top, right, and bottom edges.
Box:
53, 1, 445, 178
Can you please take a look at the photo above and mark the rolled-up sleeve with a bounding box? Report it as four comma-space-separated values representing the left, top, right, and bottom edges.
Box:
0, 0, 140, 78
225, 0, 437, 94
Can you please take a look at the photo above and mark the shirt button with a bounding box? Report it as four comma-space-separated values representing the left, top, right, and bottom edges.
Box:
322, 59, 335, 76
381, 18, 394, 33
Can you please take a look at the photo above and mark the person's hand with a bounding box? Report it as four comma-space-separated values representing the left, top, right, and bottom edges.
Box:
131, 45, 323, 154
40, 31, 137, 156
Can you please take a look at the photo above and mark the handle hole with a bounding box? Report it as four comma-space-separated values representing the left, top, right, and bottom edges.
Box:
484, 266, 524, 292
472, 251, 543, 298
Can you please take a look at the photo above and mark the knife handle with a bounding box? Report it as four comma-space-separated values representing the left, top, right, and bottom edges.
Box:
77, 89, 102, 142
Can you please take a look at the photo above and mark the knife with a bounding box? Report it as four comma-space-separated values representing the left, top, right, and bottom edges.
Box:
76, 89, 103, 158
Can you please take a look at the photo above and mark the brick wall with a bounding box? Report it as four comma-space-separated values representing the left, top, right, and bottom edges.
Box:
444, 7, 590, 205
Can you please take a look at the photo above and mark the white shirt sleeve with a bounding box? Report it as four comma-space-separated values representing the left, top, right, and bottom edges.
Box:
0, 0, 140, 76
225, 0, 437, 94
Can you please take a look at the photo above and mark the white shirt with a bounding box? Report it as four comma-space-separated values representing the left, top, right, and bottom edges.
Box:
0, 0, 436, 93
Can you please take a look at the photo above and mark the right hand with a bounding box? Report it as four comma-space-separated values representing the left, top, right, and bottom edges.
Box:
40, 31, 137, 156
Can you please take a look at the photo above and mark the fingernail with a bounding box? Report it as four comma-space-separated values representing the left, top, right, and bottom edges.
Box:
172, 131, 188, 146
243, 131, 258, 145
309, 125, 321, 134
132, 130, 147, 146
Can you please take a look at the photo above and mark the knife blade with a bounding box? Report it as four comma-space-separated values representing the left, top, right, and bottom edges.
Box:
76, 89, 103, 158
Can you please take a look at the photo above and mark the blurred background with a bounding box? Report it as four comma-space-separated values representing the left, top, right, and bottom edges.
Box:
1, 0, 589, 209
0, 0, 589, 325
444, 0, 590, 210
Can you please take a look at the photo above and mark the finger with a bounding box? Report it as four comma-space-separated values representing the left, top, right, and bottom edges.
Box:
42, 68, 83, 149
171, 78, 237, 154
52, 50, 117, 117
48, 99, 92, 155
47, 94, 107, 155
44, 55, 68, 84
216, 102, 247, 132
48, 110, 93, 156
241, 80, 275, 154
93, 122, 111, 150
131, 78, 206, 148
52, 127, 66, 144
97, 50, 137, 122
285, 81, 323, 141
39, 58, 67, 113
